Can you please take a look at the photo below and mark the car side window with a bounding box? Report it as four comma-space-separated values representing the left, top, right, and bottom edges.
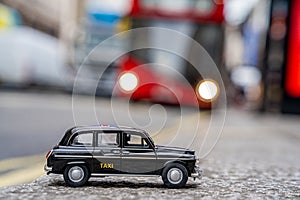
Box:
98, 132, 120, 147
71, 132, 93, 147
123, 132, 150, 148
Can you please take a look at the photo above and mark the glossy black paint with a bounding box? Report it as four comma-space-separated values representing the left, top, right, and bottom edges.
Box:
45, 125, 197, 176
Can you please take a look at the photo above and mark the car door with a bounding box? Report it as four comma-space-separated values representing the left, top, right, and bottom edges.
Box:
121, 131, 157, 174
64, 131, 94, 170
92, 131, 122, 174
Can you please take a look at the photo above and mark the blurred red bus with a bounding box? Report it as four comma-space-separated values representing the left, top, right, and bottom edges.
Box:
114, 0, 225, 108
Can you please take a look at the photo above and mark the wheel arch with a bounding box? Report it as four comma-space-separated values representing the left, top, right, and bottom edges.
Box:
162, 160, 190, 175
64, 161, 91, 173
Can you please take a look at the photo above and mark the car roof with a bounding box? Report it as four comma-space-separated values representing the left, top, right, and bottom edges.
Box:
71, 125, 146, 133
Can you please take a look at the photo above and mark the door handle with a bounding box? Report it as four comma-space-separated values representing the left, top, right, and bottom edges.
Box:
111, 150, 120, 154
122, 151, 130, 154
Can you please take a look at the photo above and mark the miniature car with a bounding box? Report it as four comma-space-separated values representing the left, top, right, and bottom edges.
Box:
44, 125, 202, 188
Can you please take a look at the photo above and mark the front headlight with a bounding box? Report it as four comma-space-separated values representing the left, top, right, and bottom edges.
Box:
118, 72, 138, 92
196, 79, 219, 102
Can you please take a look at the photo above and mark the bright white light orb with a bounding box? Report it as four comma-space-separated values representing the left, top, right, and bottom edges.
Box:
118, 72, 138, 92
197, 80, 219, 101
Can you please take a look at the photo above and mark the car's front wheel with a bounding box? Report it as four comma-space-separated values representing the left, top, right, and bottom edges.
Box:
63, 165, 90, 187
162, 163, 188, 188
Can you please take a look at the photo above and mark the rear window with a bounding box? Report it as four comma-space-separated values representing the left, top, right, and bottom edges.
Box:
70, 132, 93, 147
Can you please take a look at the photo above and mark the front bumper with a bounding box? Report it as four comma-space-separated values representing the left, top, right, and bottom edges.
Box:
191, 165, 202, 180
44, 164, 53, 175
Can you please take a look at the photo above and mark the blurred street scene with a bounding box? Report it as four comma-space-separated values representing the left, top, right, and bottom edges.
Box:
0, 0, 300, 198
0, 91, 300, 198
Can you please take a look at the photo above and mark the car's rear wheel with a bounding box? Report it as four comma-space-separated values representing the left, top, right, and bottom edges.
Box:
162, 163, 188, 188
63, 165, 90, 187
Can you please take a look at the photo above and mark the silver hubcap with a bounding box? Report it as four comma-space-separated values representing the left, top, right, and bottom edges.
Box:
68, 166, 84, 182
167, 168, 183, 184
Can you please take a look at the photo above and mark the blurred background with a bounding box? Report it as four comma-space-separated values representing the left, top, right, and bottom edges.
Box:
0, 0, 267, 108
1, 0, 300, 189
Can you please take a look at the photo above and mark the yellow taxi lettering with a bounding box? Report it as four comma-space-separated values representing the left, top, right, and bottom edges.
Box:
100, 163, 114, 168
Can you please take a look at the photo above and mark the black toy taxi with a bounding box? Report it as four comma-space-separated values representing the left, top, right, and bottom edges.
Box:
45, 125, 201, 188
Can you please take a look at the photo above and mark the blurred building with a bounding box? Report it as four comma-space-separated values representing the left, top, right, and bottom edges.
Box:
262, 0, 300, 114
0, 0, 85, 64
0, 0, 84, 88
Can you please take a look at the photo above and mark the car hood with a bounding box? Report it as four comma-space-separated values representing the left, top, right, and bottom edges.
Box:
155, 145, 195, 155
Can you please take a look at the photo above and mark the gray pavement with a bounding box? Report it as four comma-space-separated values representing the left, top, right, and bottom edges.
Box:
1, 91, 300, 199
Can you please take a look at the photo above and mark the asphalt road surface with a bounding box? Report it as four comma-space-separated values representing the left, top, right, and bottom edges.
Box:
1, 91, 300, 199
0, 90, 191, 160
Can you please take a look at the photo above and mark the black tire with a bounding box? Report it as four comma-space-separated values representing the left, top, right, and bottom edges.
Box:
162, 163, 188, 188
63, 165, 90, 187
